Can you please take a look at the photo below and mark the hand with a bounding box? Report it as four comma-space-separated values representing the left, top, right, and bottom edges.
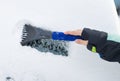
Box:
64, 29, 82, 36
64, 29, 88, 46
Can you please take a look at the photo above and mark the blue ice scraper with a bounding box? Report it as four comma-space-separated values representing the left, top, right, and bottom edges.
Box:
21, 24, 82, 56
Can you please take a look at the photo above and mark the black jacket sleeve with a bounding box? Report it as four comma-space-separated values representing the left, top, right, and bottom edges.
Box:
81, 28, 120, 63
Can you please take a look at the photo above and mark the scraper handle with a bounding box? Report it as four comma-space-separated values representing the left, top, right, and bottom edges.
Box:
52, 32, 83, 41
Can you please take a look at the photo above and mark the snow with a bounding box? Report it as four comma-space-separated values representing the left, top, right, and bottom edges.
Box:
0, 0, 120, 81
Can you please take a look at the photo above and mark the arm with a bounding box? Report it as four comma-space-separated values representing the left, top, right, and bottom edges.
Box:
82, 28, 120, 63
65, 28, 120, 63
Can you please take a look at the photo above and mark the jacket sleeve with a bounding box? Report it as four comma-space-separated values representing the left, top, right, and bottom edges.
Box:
107, 34, 120, 42
81, 28, 120, 63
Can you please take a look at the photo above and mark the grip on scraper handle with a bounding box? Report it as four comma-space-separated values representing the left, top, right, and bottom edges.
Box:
52, 32, 83, 41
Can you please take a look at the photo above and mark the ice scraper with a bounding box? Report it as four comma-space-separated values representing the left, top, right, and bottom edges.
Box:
20, 24, 83, 56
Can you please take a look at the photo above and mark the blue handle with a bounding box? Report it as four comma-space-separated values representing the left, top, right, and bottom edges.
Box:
52, 32, 83, 41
